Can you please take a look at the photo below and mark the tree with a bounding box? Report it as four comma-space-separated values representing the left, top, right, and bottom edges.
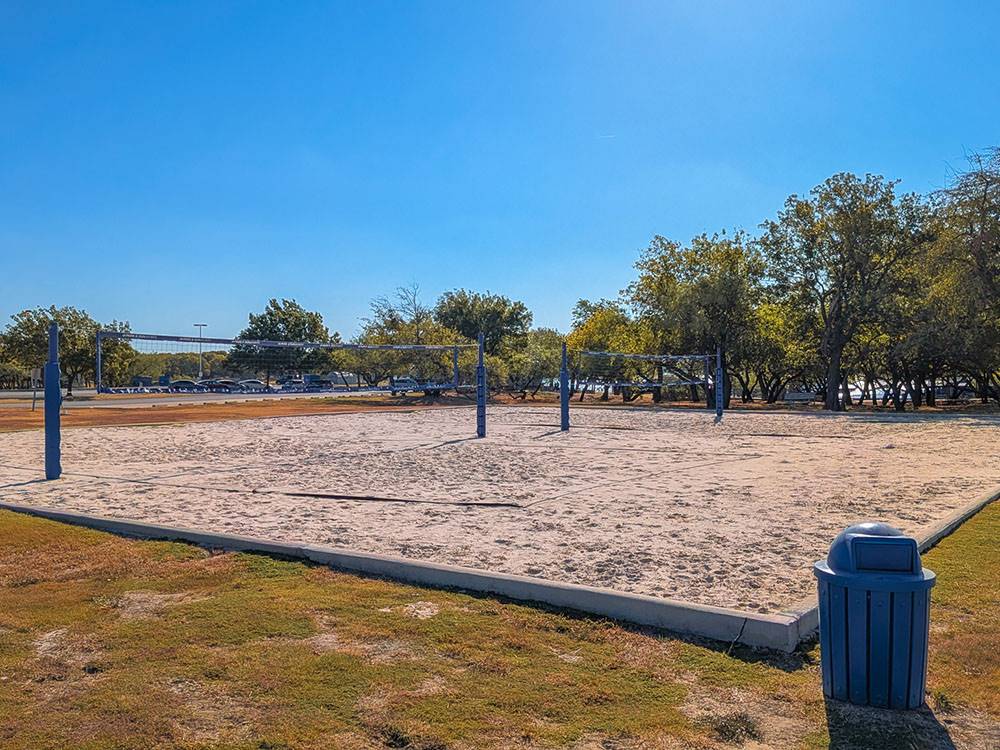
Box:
741, 300, 818, 403
228, 299, 339, 384
627, 231, 763, 408
502, 328, 563, 399
353, 286, 470, 392
434, 289, 532, 355
2, 306, 130, 395
567, 301, 655, 401
931, 149, 1000, 403
567, 300, 634, 352
761, 174, 930, 410
0, 332, 25, 390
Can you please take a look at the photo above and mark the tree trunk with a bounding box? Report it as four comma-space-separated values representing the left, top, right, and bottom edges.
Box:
824, 346, 843, 411
894, 384, 908, 411
734, 372, 751, 403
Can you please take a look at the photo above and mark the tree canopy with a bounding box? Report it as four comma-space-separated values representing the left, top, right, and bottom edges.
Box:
2, 149, 997, 410
434, 290, 532, 356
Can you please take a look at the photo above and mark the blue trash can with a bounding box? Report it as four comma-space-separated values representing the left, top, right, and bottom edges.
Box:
814, 522, 935, 710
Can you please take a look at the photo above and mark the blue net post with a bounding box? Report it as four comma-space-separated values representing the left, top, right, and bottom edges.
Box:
560, 341, 569, 431
715, 345, 724, 419
95, 331, 103, 393
45, 322, 62, 480
703, 355, 711, 409
476, 332, 486, 437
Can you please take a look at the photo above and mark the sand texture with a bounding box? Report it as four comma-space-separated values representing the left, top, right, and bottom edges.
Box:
1, 406, 997, 613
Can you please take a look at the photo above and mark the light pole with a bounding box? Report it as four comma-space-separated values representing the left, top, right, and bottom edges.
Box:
194, 323, 207, 379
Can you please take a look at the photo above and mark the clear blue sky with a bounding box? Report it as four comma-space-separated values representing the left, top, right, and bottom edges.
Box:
2, 1, 997, 339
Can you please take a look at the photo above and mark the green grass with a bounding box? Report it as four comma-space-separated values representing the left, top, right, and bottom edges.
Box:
1, 502, 999, 749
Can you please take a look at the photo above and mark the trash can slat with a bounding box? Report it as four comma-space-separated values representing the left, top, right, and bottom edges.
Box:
890, 591, 913, 709
818, 579, 833, 698
868, 590, 892, 707
847, 587, 869, 704
908, 590, 930, 709
829, 583, 850, 701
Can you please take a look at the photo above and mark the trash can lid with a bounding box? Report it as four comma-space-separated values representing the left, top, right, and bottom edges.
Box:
825, 522, 924, 575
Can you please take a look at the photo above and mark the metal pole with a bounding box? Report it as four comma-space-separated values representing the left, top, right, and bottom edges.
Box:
560, 341, 570, 431
715, 345, 724, 419
45, 322, 62, 480
476, 332, 486, 438
704, 355, 710, 409
194, 323, 207, 379
452, 345, 459, 390
95, 331, 103, 393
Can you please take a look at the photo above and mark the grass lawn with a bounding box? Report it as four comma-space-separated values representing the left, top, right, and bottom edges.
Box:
0, 502, 998, 749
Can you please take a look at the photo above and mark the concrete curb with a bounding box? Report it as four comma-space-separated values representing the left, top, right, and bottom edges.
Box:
779, 483, 1000, 638
5, 483, 997, 653
915, 485, 1000, 552
0, 502, 801, 652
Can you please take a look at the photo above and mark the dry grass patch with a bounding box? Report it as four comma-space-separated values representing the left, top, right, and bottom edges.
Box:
1, 502, 999, 748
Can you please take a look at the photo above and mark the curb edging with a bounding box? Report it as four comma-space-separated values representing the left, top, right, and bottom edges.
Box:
0, 502, 801, 652
5, 483, 998, 654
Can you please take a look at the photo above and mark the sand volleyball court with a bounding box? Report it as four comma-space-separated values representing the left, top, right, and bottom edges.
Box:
1, 406, 997, 613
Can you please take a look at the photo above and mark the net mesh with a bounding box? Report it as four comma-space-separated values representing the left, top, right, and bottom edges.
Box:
97, 333, 477, 395
567, 350, 710, 402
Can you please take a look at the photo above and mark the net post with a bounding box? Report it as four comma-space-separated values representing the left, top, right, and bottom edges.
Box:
452, 345, 459, 390
560, 341, 570, 431
45, 322, 62, 480
715, 345, 724, 419
476, 333, 486, 437
95, 330, 103, 393
704, 355, 711, 409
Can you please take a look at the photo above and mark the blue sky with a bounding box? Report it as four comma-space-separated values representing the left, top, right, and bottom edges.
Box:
1, 1, 997, 339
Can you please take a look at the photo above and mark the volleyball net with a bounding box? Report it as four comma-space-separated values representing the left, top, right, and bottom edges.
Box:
557, 346, 723, 428
568, 349, 713, 402
95, 331, 479, 395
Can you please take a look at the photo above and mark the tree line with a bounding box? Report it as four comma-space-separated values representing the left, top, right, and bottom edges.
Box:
569, 149, 1000, 410
1, 148, 997, 410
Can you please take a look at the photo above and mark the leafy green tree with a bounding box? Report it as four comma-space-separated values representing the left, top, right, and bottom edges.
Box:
740, 300, 818, 403
761, 174, 930, 410
434, 289, 532, 356
0, 332, 25, 389
502, 328, 563, 398
931, 149, 1000, 403
2, 306, 130, 395
627, 231, 763, 408
353, 286, 471, 391
228, 299, 339, 384
567, 301, 656, 401
567, 300, 634, 352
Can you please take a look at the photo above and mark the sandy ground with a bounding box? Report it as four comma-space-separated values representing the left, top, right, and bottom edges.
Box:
1, 406, 997, 613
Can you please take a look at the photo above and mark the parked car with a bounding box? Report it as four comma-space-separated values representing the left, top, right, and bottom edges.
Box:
199, 379, 240, 393
168, 380, 206, 392
304, 378, 334, 392
238, 379, 270, 393
389, 376, 421, 396
280, 379, 305, 392
326, 372, 359, 388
